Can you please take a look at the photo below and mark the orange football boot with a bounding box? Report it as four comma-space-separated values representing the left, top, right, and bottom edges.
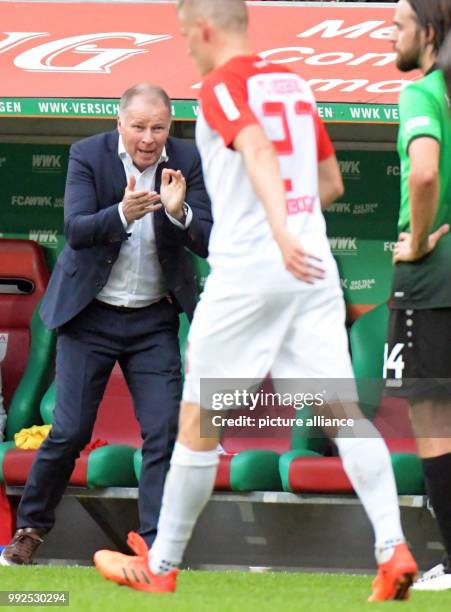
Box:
94, 531, 178, 593
369, 543, 418, 602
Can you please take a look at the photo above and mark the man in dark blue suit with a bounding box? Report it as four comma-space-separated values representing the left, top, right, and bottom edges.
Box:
0, 83, 212, 565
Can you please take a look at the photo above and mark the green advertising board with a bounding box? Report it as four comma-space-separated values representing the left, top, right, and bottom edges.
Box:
326, 150, 400, 307
0, 143, 67, 268
0, 98, 400, 125
331, 238, 395, 307
326, 151, 400, 241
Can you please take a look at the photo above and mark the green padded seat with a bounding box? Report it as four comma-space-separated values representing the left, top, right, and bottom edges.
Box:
279, 450, 425, 495
188, 253, 210, 294
5, 307, 55, 440
36, 374, 138, 489
179, 312, 190, 375
349, 303, 389, 419
134, 447, 282, 492
391, 453, 425, 495
279, 449, 323, 492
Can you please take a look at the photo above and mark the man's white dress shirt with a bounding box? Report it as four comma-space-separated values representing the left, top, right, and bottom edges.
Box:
97, 136, 192, 308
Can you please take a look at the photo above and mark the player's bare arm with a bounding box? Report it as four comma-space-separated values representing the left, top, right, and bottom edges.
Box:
394, 137, 449, 263
233, 124, 325, 284
318, 155, 344, 210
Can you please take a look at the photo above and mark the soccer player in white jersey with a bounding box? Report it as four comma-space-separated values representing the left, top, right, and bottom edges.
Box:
94, 0, 417, 600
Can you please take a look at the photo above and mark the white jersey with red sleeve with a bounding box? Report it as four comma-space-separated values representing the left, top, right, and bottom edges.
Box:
196, 54, 341, 293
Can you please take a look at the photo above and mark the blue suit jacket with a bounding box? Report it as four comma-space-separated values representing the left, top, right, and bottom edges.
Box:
40, 131, 212, 329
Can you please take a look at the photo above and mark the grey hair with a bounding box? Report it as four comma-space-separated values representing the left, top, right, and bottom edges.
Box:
177, 0, 248, 33
119, 83, 172, 117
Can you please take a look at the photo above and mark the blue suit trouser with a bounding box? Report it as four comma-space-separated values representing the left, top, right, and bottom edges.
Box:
17, 298, 181, 546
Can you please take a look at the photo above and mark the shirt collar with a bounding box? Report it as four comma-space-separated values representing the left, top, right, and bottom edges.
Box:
118, 135, 168, 169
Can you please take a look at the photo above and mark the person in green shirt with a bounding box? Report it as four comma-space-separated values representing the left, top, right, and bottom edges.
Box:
387, 0, 451, 591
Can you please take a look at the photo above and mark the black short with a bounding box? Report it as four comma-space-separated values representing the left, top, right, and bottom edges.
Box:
384, 308, 451, 399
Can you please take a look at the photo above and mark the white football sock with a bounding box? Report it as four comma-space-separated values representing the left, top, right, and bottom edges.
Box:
335, 420, 404, 555
149, 442, 219, 575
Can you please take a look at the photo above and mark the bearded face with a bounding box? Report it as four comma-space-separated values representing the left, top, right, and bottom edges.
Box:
396, 27, 423, 72
391, 0, 427, 73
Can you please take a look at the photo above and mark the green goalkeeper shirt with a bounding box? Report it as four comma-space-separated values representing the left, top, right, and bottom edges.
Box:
391, 68, 451, 309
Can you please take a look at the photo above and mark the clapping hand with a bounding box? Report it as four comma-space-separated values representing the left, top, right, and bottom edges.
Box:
122, 176, 162, 223
160, 169, 187, 221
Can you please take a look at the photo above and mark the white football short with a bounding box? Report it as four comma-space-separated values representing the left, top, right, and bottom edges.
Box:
182, 274, 357, 407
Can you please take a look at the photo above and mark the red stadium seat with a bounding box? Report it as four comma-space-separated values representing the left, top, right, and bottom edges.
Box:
5, 312, 188, 489
3, 363, 139, 488
0, 239, 55, 469
134, 445, 285, 492
0, 239, 50, 412
0, 239, 55, 537
285, 455, 353, 493
134, 377, 290, 492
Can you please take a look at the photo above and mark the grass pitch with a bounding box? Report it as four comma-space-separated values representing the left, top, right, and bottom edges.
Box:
0, 566, 450, 611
